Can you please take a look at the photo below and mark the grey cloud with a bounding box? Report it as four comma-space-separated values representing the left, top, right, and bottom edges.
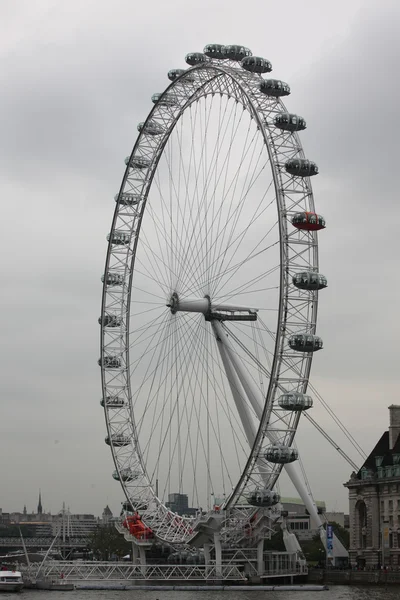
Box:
1, 0, 397, 515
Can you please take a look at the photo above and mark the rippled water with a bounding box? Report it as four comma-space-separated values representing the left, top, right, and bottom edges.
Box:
12, 586, 400, 600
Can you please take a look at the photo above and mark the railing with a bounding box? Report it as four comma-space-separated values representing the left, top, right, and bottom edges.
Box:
0, 537, 89, 548
20, 561, 245, 582
18, 554, 306, 582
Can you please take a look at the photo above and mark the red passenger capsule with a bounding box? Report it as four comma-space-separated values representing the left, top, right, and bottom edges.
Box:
291, 212, 326, 231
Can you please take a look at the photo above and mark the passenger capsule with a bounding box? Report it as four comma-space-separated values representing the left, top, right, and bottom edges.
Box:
274, 113, 306, 132
264, 445, 299, 464
101, 272, 124, 286
291, 212, 326, 231
115, 193, 141, 206
168, 69, 196, 84
277, 392, 313, 411
98, 314, 121, 328
222, 45, 252, 61
285, 158, 318, 177
151, 93, 178, 107
137, 120, 164, 136
105, 434, 130, 447
98, 356, 122, 369
292, 271, 327, 291
247, 489, 280, 507
288, 334, 323, 353
260, 79, 290, 97
203, 43, 225, 59
125, 155, 151, 169
112, 468, 139, 482
168, 68, 185, 81
185, 52, 208, 66
107, 231, 130, 245
241, 56, 272, 73
100, 396, 125, 408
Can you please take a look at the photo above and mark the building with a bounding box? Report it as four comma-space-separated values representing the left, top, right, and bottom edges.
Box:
0, 509, 10, 525
281, 497, 326, 540
344, 405, 400, 568
165, 493, 197, 516
102, 505, 113, 525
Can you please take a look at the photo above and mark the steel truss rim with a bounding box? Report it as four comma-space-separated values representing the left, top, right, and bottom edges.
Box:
100, 59, 319, 544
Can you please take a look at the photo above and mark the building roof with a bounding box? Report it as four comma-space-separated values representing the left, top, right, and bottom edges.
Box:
356, 430, 400, 478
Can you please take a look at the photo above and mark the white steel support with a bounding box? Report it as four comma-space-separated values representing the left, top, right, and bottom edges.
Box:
171, 295, 258, 316
213, 321, 265, 423
214, 533, 222, 578
131, 543, 139, 564
213, 319, 348, 561
172, 297, 209, 313
204, 543, 211, 574
213, 321, 325, 530
284, 463, 322, 530
212, 323, 257, 447
257, 539, 264, 576
138, 546, 146, 577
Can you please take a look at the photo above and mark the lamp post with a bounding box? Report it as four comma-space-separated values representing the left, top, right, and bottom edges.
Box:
382, 520, 389, 569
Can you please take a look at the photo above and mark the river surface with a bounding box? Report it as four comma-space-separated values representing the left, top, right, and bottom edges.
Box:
10, 587, 400, 600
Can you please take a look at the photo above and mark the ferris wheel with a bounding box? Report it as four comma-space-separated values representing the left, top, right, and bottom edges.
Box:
99, 44, 327, 546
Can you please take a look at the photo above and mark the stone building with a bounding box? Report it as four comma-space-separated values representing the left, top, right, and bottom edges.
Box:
344, 405, 400, 568
101, 505, 113, 525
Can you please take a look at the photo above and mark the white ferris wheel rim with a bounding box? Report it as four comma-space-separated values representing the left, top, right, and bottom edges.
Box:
100, 49, 321, 544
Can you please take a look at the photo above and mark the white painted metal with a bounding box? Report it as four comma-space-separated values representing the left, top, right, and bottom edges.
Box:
215, 321, 326, 526
213, 327, 257, 447
213, 320, 267, 428
211, 303, 258, 314
171, 297, 209, 313
100, 48, 321, 545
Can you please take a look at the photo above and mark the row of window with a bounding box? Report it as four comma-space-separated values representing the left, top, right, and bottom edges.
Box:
289, 521, 309, 530
380, 515, 400, 527
381, 498, 400, 513
376, 455, 400, 467
361, 465, 400, 479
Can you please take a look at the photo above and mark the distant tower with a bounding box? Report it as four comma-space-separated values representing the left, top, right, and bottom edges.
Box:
37, 490, 43, 516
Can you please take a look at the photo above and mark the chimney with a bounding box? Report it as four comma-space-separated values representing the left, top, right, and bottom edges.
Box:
389, 405, 400, 449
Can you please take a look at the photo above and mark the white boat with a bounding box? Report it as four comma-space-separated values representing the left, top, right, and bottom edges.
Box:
0, 569, 24, 592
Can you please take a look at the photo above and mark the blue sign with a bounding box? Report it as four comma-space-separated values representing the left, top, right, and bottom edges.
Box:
326, 524, 333, 557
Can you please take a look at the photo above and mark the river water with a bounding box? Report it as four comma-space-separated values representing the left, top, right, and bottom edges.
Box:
11, 587, 400, 600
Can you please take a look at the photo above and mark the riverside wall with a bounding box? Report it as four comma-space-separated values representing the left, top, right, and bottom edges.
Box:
308, 568, 400, 585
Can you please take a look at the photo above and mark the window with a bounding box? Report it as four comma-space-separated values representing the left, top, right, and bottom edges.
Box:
389, 515, 393, 527
389, 500, 393, 512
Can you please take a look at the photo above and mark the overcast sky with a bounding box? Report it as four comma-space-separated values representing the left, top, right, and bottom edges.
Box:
1, 0, 399, 518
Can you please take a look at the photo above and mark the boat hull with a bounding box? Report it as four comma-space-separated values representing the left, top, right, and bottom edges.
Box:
0, 582, 24, 592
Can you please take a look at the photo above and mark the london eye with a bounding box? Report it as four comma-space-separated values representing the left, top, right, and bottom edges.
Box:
99, 44, 329, 548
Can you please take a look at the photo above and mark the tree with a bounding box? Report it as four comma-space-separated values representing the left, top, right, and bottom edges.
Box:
329, 521, 350, 550
88, 525, 131, 561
